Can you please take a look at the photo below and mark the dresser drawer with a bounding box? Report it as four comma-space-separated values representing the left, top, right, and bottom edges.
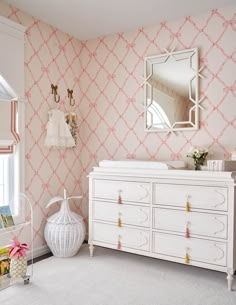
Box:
154, 184, 228, 211
93, 179, 151, 204
153, 208, 227, 239
93, 201, 150, 227
93, 222, 150, 251
153, 232, 227, 266
153, 233, 227, 266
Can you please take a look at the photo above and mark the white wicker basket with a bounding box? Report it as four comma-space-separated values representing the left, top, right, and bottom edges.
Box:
44, 190, 85, 257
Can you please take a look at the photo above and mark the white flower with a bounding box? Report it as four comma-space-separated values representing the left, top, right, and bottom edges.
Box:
199, 147, 208, 154
187, 146, 194, 154
187, 146, 208, 159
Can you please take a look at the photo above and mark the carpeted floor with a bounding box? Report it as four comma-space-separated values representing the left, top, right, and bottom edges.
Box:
0, 244, 236, 305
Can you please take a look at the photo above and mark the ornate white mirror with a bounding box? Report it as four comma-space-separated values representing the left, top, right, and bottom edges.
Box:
144, 48, 199, 132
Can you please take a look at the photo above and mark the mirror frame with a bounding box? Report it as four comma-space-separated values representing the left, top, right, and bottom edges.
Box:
144, 48, 199, 133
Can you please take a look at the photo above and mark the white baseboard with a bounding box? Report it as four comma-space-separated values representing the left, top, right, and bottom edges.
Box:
27, 245, 51, 260
27, 241, 89, 261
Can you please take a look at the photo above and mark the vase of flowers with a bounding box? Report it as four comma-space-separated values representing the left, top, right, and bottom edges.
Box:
187, 147, 208, 170
9, 237, 30, 279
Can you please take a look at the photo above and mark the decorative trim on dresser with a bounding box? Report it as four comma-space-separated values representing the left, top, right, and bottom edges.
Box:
88, 167, 236, 290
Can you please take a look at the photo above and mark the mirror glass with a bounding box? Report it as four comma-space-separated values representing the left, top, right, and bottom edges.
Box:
144, 48, 199, 132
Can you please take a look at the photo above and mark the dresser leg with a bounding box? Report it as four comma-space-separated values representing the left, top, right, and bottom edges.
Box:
227, 269, 234, 291
89, 244, 94, 257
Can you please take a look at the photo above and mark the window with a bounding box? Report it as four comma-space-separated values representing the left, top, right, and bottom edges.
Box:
0, 16, 25, 223
0, 96, 24, 221
0, 155, 14, 209
0, 121, 23, 222
0, 81, 21, 219
0, 131, 24, 227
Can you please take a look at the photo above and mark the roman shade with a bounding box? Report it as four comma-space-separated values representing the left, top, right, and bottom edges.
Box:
0, 100, 20, 154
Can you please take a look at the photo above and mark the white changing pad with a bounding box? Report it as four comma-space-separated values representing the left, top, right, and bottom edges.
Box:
99, 160, 186, 170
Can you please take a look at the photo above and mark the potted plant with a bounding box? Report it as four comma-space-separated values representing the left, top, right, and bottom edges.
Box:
9, 237, 30, 279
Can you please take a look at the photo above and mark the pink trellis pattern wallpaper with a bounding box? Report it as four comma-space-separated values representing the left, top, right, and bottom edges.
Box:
0, 2, 235, 251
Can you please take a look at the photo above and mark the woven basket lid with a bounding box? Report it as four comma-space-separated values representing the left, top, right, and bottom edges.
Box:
46, 190, 83, 225
47, 205, 83, 225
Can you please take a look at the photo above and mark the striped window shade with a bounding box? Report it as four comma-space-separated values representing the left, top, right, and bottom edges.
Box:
0, 100, 20, 154
0, 17, 25, 155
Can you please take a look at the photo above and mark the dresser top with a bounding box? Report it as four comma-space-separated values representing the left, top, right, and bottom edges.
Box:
89, 166, 236, 183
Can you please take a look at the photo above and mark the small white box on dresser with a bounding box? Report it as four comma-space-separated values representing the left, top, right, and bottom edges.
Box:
231, 150, 236, 160
207, 160, 236, 171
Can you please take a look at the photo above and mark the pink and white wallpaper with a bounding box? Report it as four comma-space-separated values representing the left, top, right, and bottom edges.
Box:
0, 1, 235, 252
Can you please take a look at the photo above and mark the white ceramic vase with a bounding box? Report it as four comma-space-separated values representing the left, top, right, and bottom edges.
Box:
44, 190, 85, 258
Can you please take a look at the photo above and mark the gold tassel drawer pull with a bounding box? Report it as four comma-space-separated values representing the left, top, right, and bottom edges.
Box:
185, 248, 190, 264
117, 217, 122, 227
186, 201, 190, 212
117, 212, 122, 227
185, 253, 190, 264
185, 195, 190, 212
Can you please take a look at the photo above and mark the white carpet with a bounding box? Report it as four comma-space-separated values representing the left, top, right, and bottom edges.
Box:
0, 244, 235, 305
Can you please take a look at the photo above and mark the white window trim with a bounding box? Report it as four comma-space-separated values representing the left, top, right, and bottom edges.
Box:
4, 155, 12, 207
14, 99, 25, 224
0, 155, 10, 205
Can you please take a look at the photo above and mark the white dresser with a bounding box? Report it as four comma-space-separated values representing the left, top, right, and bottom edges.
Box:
88, 167, 236, 290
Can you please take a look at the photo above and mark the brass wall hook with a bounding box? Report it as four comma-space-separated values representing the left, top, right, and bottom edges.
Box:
51, 84, 60, 103
67, 88, 75, 106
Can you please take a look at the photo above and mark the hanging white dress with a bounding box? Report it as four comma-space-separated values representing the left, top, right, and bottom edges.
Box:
44, 109, 75, 148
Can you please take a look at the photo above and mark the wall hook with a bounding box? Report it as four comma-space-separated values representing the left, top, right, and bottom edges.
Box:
51, 84, 60, 103
67, 89, 75, 106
